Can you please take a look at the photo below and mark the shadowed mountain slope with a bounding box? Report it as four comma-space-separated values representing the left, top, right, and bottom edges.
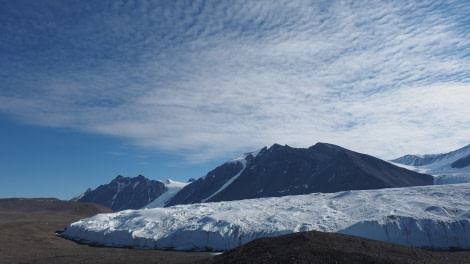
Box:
74, 175, 166, 211
166, 143, 433, 206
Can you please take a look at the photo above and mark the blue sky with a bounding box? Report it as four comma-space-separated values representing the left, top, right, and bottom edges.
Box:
1, 0, 470, 199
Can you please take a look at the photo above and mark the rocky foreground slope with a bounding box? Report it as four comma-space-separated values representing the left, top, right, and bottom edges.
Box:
210, 231, 469, 264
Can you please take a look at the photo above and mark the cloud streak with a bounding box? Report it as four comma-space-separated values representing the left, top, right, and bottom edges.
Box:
1, 0, 470, 162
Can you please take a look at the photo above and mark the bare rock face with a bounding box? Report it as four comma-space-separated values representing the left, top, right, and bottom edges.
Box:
75, 175, 166, 211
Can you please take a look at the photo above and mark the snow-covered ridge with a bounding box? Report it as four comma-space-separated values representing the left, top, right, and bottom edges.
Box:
392, 144, 470, 169
391, 144, 470, 185
202, 160, 247, 203
200, 148, 261, 202
198, 147, 263, 182
62, 183, 470, 251
144, 180, 188, 208
227, 147, 264, 164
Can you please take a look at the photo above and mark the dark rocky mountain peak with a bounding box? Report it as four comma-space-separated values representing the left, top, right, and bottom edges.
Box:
74, 175, 167, 211
165, 142, 433, 206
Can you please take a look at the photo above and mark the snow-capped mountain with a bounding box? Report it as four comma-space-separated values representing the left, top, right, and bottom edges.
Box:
73, 175, 186, 211
391, 144, 470, 184
61, 183, 470, 251
165, 143, 433, 206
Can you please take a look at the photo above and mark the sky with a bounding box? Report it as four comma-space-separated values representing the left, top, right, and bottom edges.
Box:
1, 0, 470, 200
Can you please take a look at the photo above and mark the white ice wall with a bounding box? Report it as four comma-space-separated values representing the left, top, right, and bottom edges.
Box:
62, 183, 470, 251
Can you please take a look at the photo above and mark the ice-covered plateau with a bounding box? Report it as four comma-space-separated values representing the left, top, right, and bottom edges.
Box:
62, 183, 470, 251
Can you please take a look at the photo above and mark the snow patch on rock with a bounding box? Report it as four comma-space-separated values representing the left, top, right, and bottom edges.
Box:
144, 180, 188, 208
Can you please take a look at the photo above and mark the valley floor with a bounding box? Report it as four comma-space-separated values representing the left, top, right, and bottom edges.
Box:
0, 198, 211, 264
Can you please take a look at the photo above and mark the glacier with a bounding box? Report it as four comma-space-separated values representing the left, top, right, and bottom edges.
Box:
62, 183, 470, 251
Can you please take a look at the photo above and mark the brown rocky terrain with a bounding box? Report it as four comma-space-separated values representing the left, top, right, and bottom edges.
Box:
210, 231, 470, 264
0, 198, 212, 264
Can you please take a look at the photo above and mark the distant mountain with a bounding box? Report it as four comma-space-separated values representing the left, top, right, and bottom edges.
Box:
73, 175, 187, 211
165, 143, 433, 206
391, 144, 470, 184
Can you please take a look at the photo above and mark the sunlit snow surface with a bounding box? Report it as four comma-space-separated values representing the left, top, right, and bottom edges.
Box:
144, 180, 188, 208
62, 183, 470, 251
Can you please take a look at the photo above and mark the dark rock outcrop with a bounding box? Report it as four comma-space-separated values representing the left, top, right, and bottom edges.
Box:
74, 175, 166, 211
451, 154, 470, 169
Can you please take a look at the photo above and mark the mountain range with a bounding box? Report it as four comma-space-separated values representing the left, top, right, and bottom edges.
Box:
391, 144, 470, 184
74, 142, 433, 210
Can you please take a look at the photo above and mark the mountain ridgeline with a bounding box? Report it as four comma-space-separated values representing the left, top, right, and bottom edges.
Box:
74, 175, 166, 211
72, 143, 435, 210
391, 144, 470, 169
165, 143, 433, 206
390, 143, 470, 185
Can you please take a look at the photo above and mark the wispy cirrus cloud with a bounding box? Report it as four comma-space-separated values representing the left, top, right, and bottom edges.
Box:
1, 0, 470, 162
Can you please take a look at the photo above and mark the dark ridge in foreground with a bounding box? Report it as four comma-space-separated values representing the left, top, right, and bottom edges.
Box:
210, 231, 469, 264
